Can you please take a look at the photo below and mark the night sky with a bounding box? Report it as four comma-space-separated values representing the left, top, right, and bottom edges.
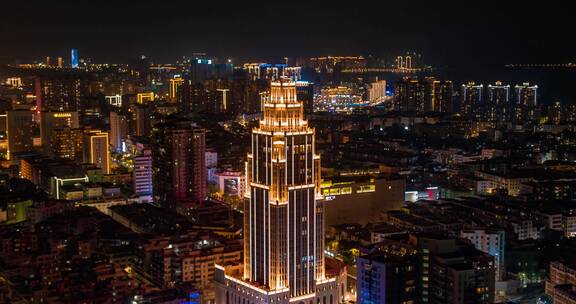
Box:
1, 1, 574, 65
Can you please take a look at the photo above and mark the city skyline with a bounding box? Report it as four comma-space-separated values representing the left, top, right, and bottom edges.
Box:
2, 4, 576, 304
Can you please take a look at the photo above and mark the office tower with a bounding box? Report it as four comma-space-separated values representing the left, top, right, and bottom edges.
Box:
133, 104, 151, 137
110, 111, 128, 152
51, 127, 84, 161
6, 110, 34, 159
152, 118, 206, 207
133, 147, 153, 199
46, 56, 51, 66
357, 248, 418, 304
35, 76, 82, 111
394, 77, 426, 112
169, 77, 184, 102
486, 81, 510, 121
83, 130, 111, 174
57, 57, 63, 68
368, 80, 386, 102
461, 228, 506, 281
71, 49, 79, 68
461, 82, 483, 117
40, 111, 79, 155
427, 78, 454, 113
215, 79, 340, 304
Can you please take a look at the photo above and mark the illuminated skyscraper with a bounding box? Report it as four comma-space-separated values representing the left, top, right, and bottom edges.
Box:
461, 82, 483, 117
368, 80, 387, 102
215, 78, 340, 304
40, 111, 79, 155
169, 77, 184, 102
486, 81, 510, 121
71, 49, 79, 68
514, 82, 538, 107
83, 130, 111, 174
427, 78, 453, 113
133, 147, 153, 200
394, 77, 453, 113
394, 77, 426, 112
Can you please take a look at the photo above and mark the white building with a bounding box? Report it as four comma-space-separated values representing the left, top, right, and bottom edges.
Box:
368, 80, 386, 102
461, 228, 506, 281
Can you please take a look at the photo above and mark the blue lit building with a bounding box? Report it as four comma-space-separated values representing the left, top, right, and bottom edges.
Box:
71, 48, 78, 68
357, 249, 418, 304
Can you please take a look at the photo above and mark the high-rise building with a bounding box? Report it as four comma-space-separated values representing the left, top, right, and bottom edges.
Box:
152, 118, 206, 207
487, 81, 510, 105
357, 247, 418, 304
486, 81, 510, 121
461, 228, 506, 281
215, 78, 341, 304
40, 111, 79, 155
83, 130, 111, 174
71, 49, 79, 68
394, 77, 452, 113
105, 95, 123, 107
511, 83, 539, 122
178, 79, 220, 113
7, 110, 34, 159
136, 92, 155, 104
217, 88, 230, 112
133, 147, 153, 200
50, 127, 84, 161
110, 111, 128, 152
409, 235, 495, 304
427, 78, 454, 113
514, 82, 538, 107
461, 82, 483, 117
133, 104, 151, 137
169, 77, 184, 102
35, 76, 83, 111
394, 77, 426, 112
296, 81, 314, 116
368, 80, 387, 102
